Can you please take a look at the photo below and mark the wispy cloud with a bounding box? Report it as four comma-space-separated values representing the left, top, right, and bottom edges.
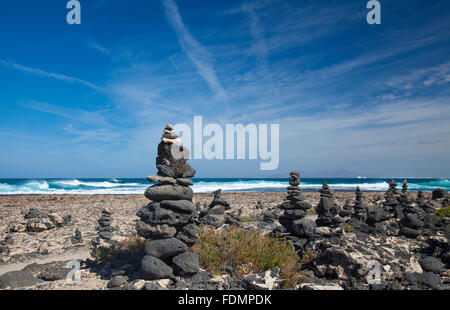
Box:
24, 101, 110, 127
161, 0, 228, 101
386, 61, 450, 90
0, 59, 104, 92
86, 40, 111, 55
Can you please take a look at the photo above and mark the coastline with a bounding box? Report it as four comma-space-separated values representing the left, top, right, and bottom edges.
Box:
0, 191, 432, 266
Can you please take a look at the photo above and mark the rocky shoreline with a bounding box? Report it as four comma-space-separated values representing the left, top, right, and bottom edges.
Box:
0, 189, 447, 290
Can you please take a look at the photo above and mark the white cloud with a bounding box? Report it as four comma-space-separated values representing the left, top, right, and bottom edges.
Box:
0, 59, 104, 92
161, 0, 228, 101
86, 40, 111, 55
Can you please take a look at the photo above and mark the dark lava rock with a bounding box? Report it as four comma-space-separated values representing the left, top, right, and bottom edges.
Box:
206, 205, 226, 215
432, 188, 447, 200
144, 184, 193, 202
38, 267, 71, 281
292, 219, 316, 237
399, 227, 422, 238
141, 255, 174, 280
71, 229, 83, 244
405, 271, 441, 289
144, 238, 187, 259
99, 231, 113, 240
142, 282, 164, 290
175, 232, 196, 246
177, 178, 194, 186
181, 223, 199, 239
172, 252, 200, 275
0, 271, 44, 289
201, 214, 225, 228
24, 208, 46, 219
401, 214, 424, 229
136, 221, 176, 239
160, 200, 195, 213
419, 256, 444, 274
421, 272, 441, 289
107, 275, 129, 288
137, 203, 191, 226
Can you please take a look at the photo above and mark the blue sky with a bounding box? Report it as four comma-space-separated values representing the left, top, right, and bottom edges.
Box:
1, 0, 450, 178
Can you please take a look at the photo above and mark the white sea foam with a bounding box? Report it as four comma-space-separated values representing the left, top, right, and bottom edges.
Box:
49, 179, 140, 188
0, 178, 448, 195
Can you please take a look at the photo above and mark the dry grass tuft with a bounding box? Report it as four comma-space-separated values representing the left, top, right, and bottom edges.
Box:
91, 235, 147, 264
192, 226, 303, 289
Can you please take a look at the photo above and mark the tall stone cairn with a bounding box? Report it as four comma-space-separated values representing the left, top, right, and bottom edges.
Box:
136, 125, 200, 280
279, 171, 313, 234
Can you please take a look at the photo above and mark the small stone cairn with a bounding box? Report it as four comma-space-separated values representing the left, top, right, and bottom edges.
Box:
352, 186, 367, 222
316, 182, 343, 227
92, 209, 115, 250
383, 180, 403, 217
199, 189, 232, 228
136, 125, 200, 280
279, 171, 313, 234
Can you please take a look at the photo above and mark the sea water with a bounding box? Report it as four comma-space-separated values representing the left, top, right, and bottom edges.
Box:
0, 178, 449, 195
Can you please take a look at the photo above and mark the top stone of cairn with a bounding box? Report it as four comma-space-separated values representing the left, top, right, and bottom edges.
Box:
155, 125, 196, 179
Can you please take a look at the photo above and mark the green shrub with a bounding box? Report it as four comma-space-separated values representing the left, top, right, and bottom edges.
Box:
91, 235, 147, 264
434, 206, 450, 218
192, 226, 302, 289
239, 216, 253, 222
344, 225, 355, 233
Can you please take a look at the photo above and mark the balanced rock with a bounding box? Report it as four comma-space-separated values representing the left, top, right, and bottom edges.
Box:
145, 184, 193, 202
141, 255, 174, 280
136, 125, 200, 280
92, 209, 116, 251
316, 182, 342, 227
352, 187, 367, 222
199, 189, 232, 228
144, 238, 187, 259
279, 171, 314, 236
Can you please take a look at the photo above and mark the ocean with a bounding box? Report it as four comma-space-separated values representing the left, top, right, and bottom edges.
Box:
0, 178, 449, 195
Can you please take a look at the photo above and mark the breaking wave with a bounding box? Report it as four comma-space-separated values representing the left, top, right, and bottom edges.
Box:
0, 178, 448, 195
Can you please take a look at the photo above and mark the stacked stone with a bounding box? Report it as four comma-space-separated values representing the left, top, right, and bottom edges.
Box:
402, 180, 408, 194
432, 188, 447, 201
279, 171, 313, 235
399, 213, 424, 239
71, 229, 83, 244
256, 201, 263, 210
399, 180, 422, 215
97, 209, 113, 241
416, 191, 425, 205
339, 200, 353, 217
92, 209, 115, 251
316, 182, 343, 227
199, 189, 231, 228
416, 191, 435, 213
383, 180, 403, 218
136, 125, 199, 280
352, 186, 367, 222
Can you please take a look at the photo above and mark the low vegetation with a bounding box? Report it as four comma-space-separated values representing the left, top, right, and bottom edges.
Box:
434, 206, 450, 218
239, 216, 253, 222
344, 225, 355, 233
91, 235, 147, 264
192, 226, 304, 289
